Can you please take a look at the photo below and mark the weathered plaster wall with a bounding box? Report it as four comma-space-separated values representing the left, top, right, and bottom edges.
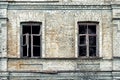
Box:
7, 7, 112, 71
0, 2, 8, 73
7, 9, 112, 58
0, 8, 7, 58
8, 59, 76, 71
8, 71, 112, 80
45, 11, 75, 58
2, 0, 120, 79
112, 6, 120, 72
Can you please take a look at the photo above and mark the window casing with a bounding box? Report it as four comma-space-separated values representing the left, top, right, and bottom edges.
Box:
78, 22, 98, 57
21, 22, 42, 58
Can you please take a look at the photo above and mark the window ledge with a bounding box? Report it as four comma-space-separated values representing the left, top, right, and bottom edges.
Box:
77, 57, 103, 60
8, 57, 103, 60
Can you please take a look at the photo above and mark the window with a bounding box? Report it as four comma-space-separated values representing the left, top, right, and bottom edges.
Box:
21, 22, 42, 58
78, 22, 98, 57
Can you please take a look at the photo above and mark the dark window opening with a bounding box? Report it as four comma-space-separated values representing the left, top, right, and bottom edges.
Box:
88, 25, 96, 34
79, 36, 86, 45
79, 25, 87, 34
79, 46, 86, 56
33, 36, 40, 46
23, 35, 26, 45
22, 25, 31, 34
78, 23, 98, 57
89, 47, 96, 56
89, 36, 96, 46
32, 25, 40, 34
21, 22, 41, 58
33, 47, 41, 56
23, 46, 27, 57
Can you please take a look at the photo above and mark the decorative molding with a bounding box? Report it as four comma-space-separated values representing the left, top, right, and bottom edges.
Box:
8, 4, 111, 10
20, 64, 43, 71
0, 2, 8, 9
112, 18, 120, 20
0, 9, 7, 18
77, 63, 100, 71
7, 0, 59, 3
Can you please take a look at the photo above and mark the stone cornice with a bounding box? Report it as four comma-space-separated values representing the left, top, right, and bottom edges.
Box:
7, 3, 111, 10
111, 4, 120, 9
112, 18, 120, 20
0, 18, 8, 21
0, 2, 8, 9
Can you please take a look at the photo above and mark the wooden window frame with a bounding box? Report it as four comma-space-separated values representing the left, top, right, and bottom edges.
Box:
20, 22, 42, 58
78, 22, 99, 58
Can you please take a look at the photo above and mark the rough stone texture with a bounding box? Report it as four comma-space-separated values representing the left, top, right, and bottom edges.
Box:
0, 2, 8, 74
112, 4, 120, 76
8, 72, 113, 80
0, 20, 7, 58
45, 11, 75, 58
8, 59, 76, 71
0, 23, 1, 54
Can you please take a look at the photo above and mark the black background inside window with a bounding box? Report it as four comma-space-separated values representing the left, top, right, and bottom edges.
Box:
22, 25, 31, 34
32, 25, 40, 34
22, 23, 41, 58
79, 25, 87, 34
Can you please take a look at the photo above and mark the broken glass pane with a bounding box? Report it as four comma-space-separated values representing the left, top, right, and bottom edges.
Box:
89, 47, 96, 56
88, 25, 96, 34
79, 25, 87, 34
89, 36, 96, 46
79, 46, 86, 56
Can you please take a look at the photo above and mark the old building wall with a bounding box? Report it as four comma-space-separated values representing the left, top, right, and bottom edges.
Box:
112, 4, 120, 79
7, 3, 113, 72
1, 0, 120, 79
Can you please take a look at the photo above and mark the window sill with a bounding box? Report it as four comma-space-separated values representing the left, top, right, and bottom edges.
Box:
77, 57, 103, 60
8, 57, 103, 60
20, 57, 78, 60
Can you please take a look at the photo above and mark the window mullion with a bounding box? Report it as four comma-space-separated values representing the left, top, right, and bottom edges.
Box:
87, 25, 89, 57
40, 35, 41, 57
31, 34, 33, 57
96, 27, 97, 57
21, 34, 23, 57
31, 25, 33, 57
39, 26, 41, 57
26, 34, 29, 57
